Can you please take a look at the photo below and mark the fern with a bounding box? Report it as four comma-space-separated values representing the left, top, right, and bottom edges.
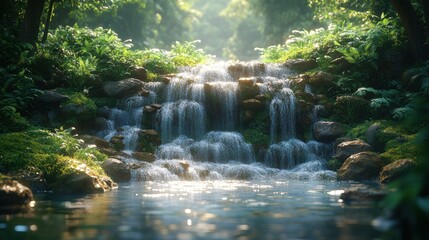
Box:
353, 87, 381, 99
393, 107, 414, 120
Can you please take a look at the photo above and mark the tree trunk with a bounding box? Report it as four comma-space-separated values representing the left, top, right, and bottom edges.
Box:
390, 0, 427, 63
42, 0, 55, 43
20, 0, 46, 44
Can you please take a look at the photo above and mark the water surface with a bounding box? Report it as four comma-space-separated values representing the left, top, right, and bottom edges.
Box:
0, 180, 382, 240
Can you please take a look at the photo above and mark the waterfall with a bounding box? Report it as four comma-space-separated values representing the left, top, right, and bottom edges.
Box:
158, 100, 205, 143
96, 61, 336, 181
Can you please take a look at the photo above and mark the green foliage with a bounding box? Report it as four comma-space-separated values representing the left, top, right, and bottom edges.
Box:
241, 112, 270, 146
138, 40, 214, 77
170, 40, 214, 67
39, 25, 137, 88
258, 16, 402, 64
0, 128, 107, 185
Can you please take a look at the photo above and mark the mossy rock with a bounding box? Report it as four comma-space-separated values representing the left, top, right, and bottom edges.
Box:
334, 96, 370, 123
59, 92, 97, 128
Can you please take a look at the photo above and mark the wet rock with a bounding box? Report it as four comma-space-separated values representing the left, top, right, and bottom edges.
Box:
308, 71, 336, 89
150, 103, 162, 109
329, 57, 353, 72
159, 74, 176, 84
179, 161, 190, 171
79, 135, 111, 149
283, 58, 317, 72
366, 124, 381, 148
289, 74, 310, 91
101, 158, 131, 182
295, 91, 315, 104
132, 152, 156, 163
131, 67, 148, 82
0, 180, 34, 211
380, 159, 415, 183
242, 99, 264, 111
102, 78, 145, 98
144, 106, 157, 114
337, 152, 384, 181
313, 121, 345, 142
40, 90, 70, 105
138, 129, 161, 152
335, 140, 373, 162
334, 96, 370, 123
238, 77, 257, 86
254, 94, 270, 102
334, 137, 353, 150
97, 106, 111, 118
59, 168, 117, 194
110, 135, 125, 151
228, 62, 265, 80
98, 147, 118, 157
340, 188, 386, 202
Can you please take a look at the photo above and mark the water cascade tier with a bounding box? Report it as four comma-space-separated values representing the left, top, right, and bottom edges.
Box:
98, 61, 335, 181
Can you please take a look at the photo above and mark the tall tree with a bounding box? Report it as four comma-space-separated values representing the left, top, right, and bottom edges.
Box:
20, 0, 46, 44
390, 0, 428, 63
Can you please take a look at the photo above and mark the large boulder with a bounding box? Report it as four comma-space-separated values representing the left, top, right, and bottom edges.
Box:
40, 90, 70, 105
380, 159, 415, 183
131, 67, 148, 82
308, 71, 337, 90
313, 121, 345, 142
334, 96, 370, 123
58, 166, 117, 194
335, 140, 373, 161
101, 158, 131, 182
102, 78, 145, 98
0, 180, 34, 212
283, 58, 317, 72
337, 152, 384, 181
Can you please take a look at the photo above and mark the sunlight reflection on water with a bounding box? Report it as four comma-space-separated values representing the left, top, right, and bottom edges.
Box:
0, 180, 383, 240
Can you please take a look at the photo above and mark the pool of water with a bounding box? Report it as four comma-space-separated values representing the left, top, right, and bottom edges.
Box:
0, 180, 383, 240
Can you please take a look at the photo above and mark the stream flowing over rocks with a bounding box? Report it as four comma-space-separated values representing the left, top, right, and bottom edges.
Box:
95, 62, 342, 181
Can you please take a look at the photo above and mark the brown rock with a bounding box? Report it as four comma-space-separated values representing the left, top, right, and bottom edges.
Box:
337, 152, 384, 181
131, 67, 148, 81
380, 159, 415, 183
313, 121, 345, 142
132, 152, 156, 163
238, 77, 257, 86
102, 78, 145, 98
335, 140, 373, 161
308, 71, 336, 88
101, 158, 131, 182
0, 180, 34, 209
283, 58, 317, 72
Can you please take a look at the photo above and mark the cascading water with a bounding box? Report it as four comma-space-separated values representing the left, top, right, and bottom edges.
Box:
98, 61, 336, 181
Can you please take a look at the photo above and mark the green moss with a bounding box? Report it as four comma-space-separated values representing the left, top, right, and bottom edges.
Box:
381, 140, 420, 163
346, 121, 374, 140
242, 129, 270, 146
241, 111, 270, 146
327, 158, 342, 171
60, 91, 97, 127
0, 128, 108, 188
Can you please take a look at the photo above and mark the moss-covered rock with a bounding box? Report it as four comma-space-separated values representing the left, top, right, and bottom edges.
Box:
59, 92, 97, 128
334, 96, 370, 123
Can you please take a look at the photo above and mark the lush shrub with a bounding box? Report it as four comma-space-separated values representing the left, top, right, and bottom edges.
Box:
39, 25, 138, 88
257, 17, 402, 64
0, 128, 107, 184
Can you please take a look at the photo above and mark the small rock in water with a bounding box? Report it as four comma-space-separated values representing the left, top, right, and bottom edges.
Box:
179, 161, 190, 171
340, 188, 386, 202
0, 180, 34, 213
